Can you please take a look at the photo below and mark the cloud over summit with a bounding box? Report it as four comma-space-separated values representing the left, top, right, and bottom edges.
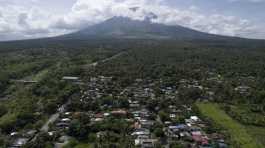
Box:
0, 0, 263, 41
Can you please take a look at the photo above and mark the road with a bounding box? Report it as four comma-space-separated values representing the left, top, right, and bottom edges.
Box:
85, 51, 127, 68
40, 102, 69, 132
54, 136, 71, 148
101, 51, 127, 63
10, 79, 38, 83
156, 115, 169, 148
30, 100, 70, 143
41, 51, 127, 132
33, 51, 127, 147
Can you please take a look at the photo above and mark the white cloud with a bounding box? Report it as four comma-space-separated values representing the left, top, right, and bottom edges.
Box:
0, 4, 70, 40
228, 0, 265, 3
0, 0, 263, 41
61, 0, 258, 37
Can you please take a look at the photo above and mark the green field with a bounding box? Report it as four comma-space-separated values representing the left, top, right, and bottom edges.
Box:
74, 143, 93, 148
63, 139, 93, 148
246, 125, 265, 146
30, 68, 50, 81
196, 102, 262, 148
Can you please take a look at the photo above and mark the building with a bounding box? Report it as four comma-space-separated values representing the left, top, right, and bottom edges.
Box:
62, 76, 79, 81
10, 138, 29, 147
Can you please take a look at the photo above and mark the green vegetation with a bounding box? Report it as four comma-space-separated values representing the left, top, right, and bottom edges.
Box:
30, 69, 50, 81
246, 126, 265, 146
0, 43, 123, 134
196, 102, 262, 148
223, 105, 265, 127
0, 35, 265, 147
63, 139, 93, 148
74, 143, 93, 148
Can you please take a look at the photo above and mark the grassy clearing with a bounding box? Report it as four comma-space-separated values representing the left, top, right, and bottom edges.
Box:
31, 69, 49, 81
246, 125, 265, 147
196, 102, 261, 148
63, 141, 93, 148
72, 143, 93, 148
226, 105, 265, 127
0, 113, 17, 129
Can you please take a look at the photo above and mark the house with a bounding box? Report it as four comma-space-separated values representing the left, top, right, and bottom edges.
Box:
169, 105, 176, 109
191, 131, 202, 136
132, 111, 140, 118
179, 79, 189, 85
185, 119, 195, 125
190, 126, 202, 132
91, 117, 104, 122
217, 140, 228, 148
166, 128, 179, 139
10, 132, 19, 137
10, 138, 29, 147
185, 116, 200, 126
235, 86, 251, 94
134, 121, 141, 129
135, 79, 143, 83
58, 135, 70, 143
167, 124, 188, 139
180, 131, 191, 138
25, 130, 37, 138
130, 101, 140, 108
94, 113, 104, 118
62, 76, 79, 81
61, 118, 71, 123
132, 109, 151, 119
164, 121, 172, 125
137, 135, 150, 140
139, 109, 151, 118
99, 76, 112, 82
64, 112, 71, 116
190, 116, 200, 122
96, 131, 107, 138
104, 113, 110, 117
170, 114, 176, 118
169, 124, 187, 131
56, 122, 70, 129
139, 120, 154, 129
192, 135, 209, 146
131, 128, 150, 136
111, 110, 127, 117
140, 139, 158, 148
170, 108, 182, 114
48, 131, 56, 136
135, 135, 149, 146
188, 84, 203, 90
206, 91, 215, 97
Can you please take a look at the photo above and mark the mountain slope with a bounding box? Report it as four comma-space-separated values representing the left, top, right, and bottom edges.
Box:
1, 16, 265, 53
62, 16, 233, 40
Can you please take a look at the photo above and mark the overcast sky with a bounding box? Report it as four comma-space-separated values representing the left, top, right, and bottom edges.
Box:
0, 0, 264, 41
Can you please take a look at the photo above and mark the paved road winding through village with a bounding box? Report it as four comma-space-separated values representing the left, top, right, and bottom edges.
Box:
40, 102, 69, 132
41, 51, 127, 132
36, 51, 128, 147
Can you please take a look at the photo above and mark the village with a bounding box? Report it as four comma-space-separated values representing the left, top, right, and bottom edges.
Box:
5, 69, 255, 148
